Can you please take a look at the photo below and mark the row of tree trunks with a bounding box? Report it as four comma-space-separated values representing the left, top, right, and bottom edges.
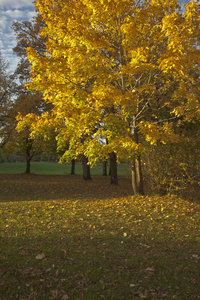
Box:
79, 152, 144, 195
25, 151, 142, 194
25, 151, 144, 195
81, 152, 118, 184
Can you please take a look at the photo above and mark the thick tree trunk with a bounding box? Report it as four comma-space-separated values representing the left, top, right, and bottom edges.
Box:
82, 155, 91, 180
131, 156, 144, 195
109, 152, 118, 185
102, 160, 107, 176
70, 159, 75, 175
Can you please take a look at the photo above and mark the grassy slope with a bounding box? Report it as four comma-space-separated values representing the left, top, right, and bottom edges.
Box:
0, 172, 199, 299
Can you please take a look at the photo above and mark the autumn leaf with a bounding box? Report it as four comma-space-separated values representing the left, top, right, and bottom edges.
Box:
36, 253, 46, 260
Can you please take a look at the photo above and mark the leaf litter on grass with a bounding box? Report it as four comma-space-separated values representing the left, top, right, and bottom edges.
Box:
0, 174, 200, 299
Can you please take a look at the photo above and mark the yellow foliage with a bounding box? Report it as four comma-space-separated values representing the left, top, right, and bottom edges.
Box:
140, 121, 179, 144
19, 0, 200, 164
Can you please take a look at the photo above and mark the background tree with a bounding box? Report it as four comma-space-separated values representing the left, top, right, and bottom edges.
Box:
0, 51, 14, 149
4, 92, 57, 172
11, 14, 47, 83
18, 0, 200, 194
5, 14, 57, 172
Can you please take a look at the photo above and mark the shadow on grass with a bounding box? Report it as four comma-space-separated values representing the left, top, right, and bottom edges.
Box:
0, 174, 133, 202
0, 174, 200, 299
1, 230, 200, 300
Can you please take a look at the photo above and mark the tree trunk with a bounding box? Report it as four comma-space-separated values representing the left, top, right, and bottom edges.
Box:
70, 159, 75, 175
24, 138, 34, 174
82, 155, 91, 180
102, 160, 107, 176
109, 152, 118, 185
131, 156, 144, 195
131, 121, 144, 195
25, 149, 31, 174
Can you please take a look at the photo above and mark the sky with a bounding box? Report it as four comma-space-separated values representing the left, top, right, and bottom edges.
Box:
0, 0, 36, 74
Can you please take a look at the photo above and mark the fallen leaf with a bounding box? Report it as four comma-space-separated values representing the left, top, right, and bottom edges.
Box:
192, 254, 200, 260
145, 267, 155, 272
139, 290, 148, 299
45, 268, 52, 272
62, 295, 69, 300
36, 253, 46, 260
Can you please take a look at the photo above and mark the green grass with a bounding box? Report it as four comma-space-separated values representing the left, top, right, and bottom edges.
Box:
0, 174, 199, 299
0, 162, 130, 175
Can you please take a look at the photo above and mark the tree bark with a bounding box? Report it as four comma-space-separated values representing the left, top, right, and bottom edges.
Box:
109, 152, 118, 185
102, 160, 107, 176
70, 159, 75, 175
82, 155, 91, 180
25, 148, 31, 174
131, 121, 144, 195
131, 156, 144, 195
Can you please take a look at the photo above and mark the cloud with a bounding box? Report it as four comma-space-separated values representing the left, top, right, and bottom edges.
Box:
0, 9, 35, 24
0, 0, 34, 9
0, 15, 8, 30
0, 0, 36, 74
3, 9, 24, 19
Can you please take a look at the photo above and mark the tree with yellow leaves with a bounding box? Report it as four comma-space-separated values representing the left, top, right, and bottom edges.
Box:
18, 0, 200, 194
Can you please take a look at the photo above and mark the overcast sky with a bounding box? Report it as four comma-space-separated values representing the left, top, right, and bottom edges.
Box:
0, 0, 35, 74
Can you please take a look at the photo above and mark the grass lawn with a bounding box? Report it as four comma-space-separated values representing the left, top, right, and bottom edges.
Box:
0, 162, 130, 175
0, 173, 199, 299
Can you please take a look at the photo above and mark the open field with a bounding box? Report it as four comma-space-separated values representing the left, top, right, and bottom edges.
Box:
0, 173, 200, 299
